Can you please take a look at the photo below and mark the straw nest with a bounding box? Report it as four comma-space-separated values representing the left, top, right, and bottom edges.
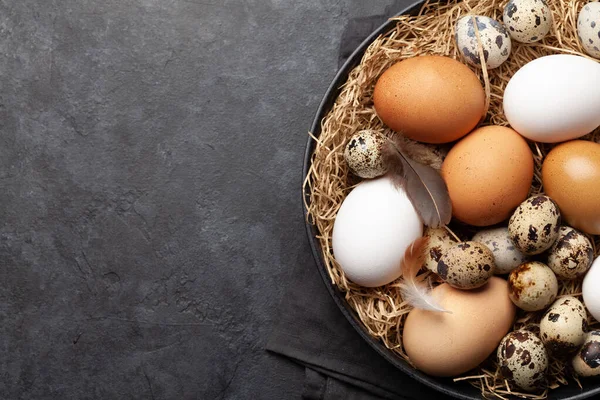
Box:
304, 0, 600, 398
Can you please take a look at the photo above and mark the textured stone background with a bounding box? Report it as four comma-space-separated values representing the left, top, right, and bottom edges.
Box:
1, 1, 410, 398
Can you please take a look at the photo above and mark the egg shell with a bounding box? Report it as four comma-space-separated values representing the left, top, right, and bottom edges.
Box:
332, 176, 422, 287
423, 227, 457, 272
504, 55, 600, 143
437, 242, 495, 289
373, 55, 485, 144
583, 257, 600, 322
455, 15, 511, 69
508, 261, 558, 311
344, 130, 387, 179
503, 0, 552, 43
577, 2, 600, 59
547, 226, 594, 280
542, 140, 600, 235
472, 227, 529, 274
497, 330, 548, 392
441, 126, 534, 226
572, 331, 600, 377
403, 277, 516, 377
540, 296, 587, 357
508, 195, 561, 255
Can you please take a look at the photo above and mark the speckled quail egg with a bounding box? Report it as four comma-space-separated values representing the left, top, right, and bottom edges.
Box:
508, 195, 561, 255
540, 296, 587, 357
344, 130, 388, 179
472, 227, 529, 275
497, 330, 549, 392
423, 227, 458, 272
503, 0, 552, 44
508, 261, 558, 311
455, 15, 512, 69
577, 2, 600, 59
547, 226, 594, 280
436, 241, 495, 289
572, 331, 600, 377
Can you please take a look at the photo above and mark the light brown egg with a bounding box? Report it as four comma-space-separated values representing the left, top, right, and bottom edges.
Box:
441, 126, 534, 226
403, 277, 516, 377
542, 140, 600, 235
373, 55, 485, 144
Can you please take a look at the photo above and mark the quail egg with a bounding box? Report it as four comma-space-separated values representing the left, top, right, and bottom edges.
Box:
540, 296, 587, 357
577, 2, 600, 59
503, 0, 553, 44
423, 227, 458, 272
455, 15, 512, 69
508, 261, 558, 311
497, 330, 549, 392
344, 130, 388, 179
572, 331, 600, 377
437, 241, 495, 289
508, 195, 561, 255
472, 227, 529, 274
547, 226, 594, 280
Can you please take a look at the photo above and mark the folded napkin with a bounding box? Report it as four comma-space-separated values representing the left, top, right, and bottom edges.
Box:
266, 247, 442, 399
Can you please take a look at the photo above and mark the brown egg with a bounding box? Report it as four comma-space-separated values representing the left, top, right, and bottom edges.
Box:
403, 277, 516, 377
542, 140, 600, 235
441, 126, 534, 226
373, 55, 485, 144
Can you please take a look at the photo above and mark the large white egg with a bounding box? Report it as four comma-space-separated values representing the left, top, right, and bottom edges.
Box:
583, 257, 600, 322
503, 55, 600, 143
332, 175, 423, 287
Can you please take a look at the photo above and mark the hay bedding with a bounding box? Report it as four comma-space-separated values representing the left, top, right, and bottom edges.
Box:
303, 0, 600, 398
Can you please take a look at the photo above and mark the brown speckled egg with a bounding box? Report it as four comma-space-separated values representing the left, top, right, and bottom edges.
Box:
577, 3, 600, 59
436, 241, 495, 289
455, 15, 511, 69
508, 261, 558, 311
508, 195, 561, 255
373, 55, 485, 144
503, 0, 552, 44
472, 227, 529, 275
547, 226, 594, 280
540, 296, 587, 357
572, 331, 600, 377
497, 330, 548, 392
542, 140, 600, 235
441, 126, 534, 226
344, 130, 387, 179
422, 227, 458, 272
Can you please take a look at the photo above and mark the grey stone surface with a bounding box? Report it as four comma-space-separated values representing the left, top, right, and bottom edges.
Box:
0, 0, 408, 398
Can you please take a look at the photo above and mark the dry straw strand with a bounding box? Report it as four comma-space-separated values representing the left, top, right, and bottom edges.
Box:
304, 0, 600, 398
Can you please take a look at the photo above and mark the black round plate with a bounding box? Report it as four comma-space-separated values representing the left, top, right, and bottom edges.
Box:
301, 1, 600, 399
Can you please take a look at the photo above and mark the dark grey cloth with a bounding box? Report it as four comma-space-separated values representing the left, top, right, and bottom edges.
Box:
338, 1, 414, 67
267, 10, 449, 400
266, 250, 441, 399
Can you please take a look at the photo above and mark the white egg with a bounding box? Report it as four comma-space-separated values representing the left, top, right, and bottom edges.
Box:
578, 2, 600, 59
504, 55, 600, 143
503, 0, 552, 44
332, 175, 423, 287
583, 256, 600, 322
455, 15, 511, 69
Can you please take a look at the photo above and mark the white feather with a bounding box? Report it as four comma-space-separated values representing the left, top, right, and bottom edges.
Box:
398, 277, 451, 313
399, 236, 451, 313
